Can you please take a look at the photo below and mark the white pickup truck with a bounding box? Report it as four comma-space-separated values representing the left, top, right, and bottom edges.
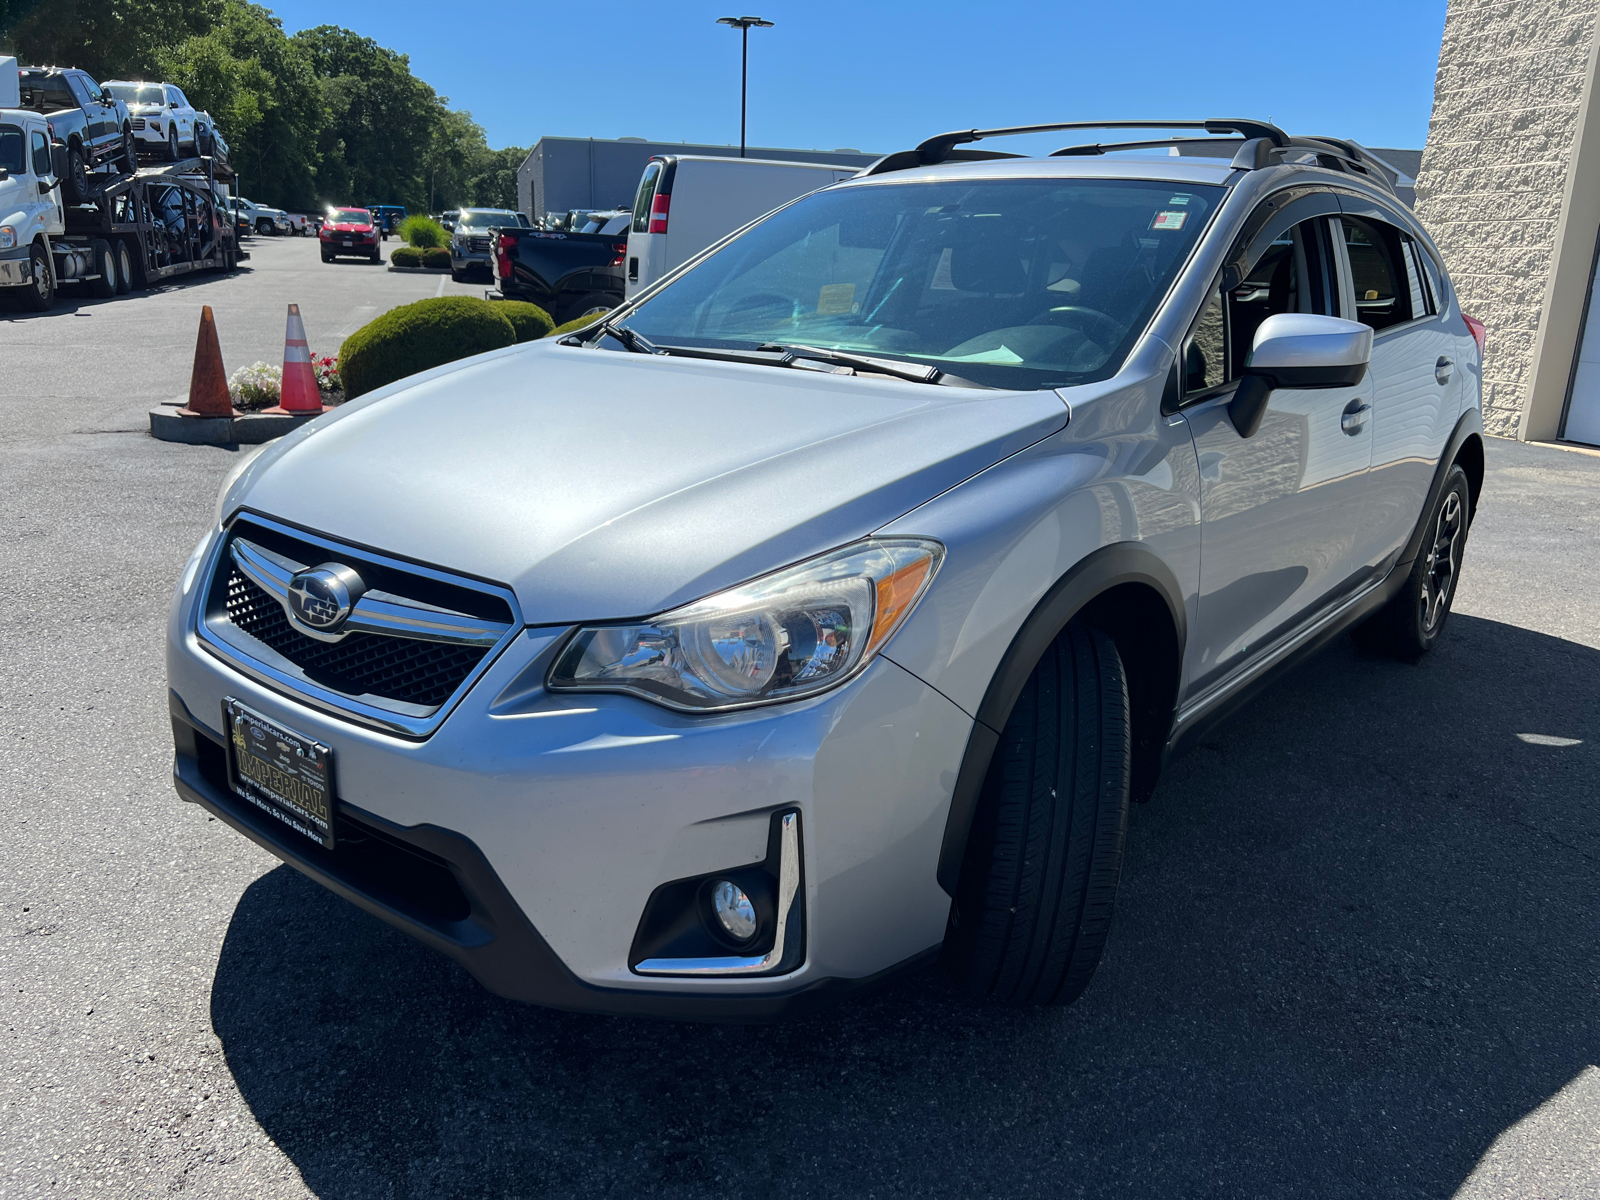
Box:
1, 56, 243, 311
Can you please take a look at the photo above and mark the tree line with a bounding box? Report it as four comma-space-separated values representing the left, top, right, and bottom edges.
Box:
0, 0, 525, 212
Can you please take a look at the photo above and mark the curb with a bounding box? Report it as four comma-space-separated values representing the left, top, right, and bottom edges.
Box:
149, 406, 323, 445
387, 265, 452, 274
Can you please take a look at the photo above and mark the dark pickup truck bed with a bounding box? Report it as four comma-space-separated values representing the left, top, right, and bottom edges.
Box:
489, 228, 627, 324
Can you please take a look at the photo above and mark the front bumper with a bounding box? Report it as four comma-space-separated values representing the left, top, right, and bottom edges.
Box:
0, 245, 32, 288
167, 528, 968, 1018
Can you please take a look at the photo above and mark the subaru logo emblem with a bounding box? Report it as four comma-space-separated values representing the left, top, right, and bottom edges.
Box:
287, 564, 364, 632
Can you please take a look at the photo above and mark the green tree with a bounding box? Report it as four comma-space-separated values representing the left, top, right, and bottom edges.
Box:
470, 145, 525, 210
295, 25, 442, 210
156, 1, 324, 207
0, 0, 219, 81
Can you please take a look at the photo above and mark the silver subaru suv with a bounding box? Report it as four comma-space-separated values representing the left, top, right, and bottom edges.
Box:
166, 119, 1484, 1020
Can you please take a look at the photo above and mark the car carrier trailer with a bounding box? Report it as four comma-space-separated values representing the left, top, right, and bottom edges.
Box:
3, 58, 244, 311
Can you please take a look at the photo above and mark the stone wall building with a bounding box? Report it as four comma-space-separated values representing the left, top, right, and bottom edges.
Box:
1416, 0, 1600, 443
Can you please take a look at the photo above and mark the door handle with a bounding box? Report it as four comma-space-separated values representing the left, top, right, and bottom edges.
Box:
1435, 356, 1453, 385
1341, 400, 1370, 436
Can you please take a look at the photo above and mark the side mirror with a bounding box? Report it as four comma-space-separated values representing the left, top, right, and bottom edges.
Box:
39, 177, 53, 194
1229, 313, 1373, 438
51, 144, 67, 180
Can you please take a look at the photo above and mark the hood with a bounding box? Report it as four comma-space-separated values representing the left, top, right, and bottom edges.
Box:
230, 342, 1068, 623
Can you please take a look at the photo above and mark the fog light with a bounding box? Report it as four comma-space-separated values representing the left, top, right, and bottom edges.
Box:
710, 880, 757, 942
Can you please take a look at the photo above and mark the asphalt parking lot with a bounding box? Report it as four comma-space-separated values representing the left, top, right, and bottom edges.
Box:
1, 235, 1597, 1199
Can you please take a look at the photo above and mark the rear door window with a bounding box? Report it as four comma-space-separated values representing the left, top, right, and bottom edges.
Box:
1339, 217, 1412, 331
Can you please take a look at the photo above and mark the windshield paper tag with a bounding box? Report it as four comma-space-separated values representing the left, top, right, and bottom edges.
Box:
1151, 211, 1189, 231
817, 283, 856, 315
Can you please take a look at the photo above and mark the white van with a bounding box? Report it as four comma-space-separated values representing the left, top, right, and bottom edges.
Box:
624, 155, 859, 298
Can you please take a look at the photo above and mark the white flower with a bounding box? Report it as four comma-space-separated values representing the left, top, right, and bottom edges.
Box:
228, 362, 283, 412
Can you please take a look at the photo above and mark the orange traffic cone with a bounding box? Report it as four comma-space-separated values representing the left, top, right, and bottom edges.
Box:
177, 305, 236, 417
268, 303, 325, 414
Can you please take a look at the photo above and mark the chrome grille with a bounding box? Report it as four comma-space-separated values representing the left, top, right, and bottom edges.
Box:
465, 235, 490, 253
198, 516, 522, 736
224, 567, 488, 708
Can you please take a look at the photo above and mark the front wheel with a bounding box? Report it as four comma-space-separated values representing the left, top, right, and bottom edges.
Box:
120, 128, 138, 173
942, 623, 1130, 1006
20, 241, 55, 311
1352, 465, 1471, 660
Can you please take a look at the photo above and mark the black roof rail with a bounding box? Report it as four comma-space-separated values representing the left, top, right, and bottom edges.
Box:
862, 119, 1288, 176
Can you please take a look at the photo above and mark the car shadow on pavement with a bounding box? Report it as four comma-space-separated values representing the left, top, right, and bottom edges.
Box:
210, 613, 1599, 1199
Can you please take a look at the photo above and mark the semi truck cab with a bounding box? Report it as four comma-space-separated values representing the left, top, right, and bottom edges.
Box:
0, 61, 69, 307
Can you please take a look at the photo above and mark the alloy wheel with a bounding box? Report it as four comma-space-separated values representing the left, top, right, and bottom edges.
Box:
1420, 490, 1463, 633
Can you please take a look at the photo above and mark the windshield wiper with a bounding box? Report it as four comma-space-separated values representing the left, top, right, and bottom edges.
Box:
758, 343, 986, 389
604, 323, 662, 355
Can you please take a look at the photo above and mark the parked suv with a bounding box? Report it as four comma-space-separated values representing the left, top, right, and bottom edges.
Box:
15, 66, 133, 202
103, 80, 197, 161
449, 206, 529, 278
167, 118, 1484, 1020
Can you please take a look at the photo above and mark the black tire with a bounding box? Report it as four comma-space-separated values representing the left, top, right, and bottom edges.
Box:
20, 241, 54, 312
369, 248, 381, 263
166, 127, 180, 162
943, 623, 1131, 1006
557, 291, 618, 325
114, 240, 133, 293
124, 238, 149, 290
321, 252, 334, 263
119, 127, 137, 173
89, 239, 117, 298
64, 145, 89, 205
450, 268, 466, 283
1351, 465, 1471, 661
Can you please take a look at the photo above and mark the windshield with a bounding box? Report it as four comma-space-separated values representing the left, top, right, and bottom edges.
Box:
106, 84, 165, 105
622, 177, 1223, 390
0, 126, 23, 175
332, 208, 371, 224
459, 210, 521, 229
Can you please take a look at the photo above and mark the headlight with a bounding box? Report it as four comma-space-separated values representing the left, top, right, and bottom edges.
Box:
0, 226, 15, 250
549, 538, 943, 712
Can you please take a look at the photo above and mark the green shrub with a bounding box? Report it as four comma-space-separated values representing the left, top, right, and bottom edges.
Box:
340, 296, 517, 399
421, 246, 451, 269
398, 215, 449, 248
551, 310, 610, 337
390, 246, 423, 268
497, 301, 555, 343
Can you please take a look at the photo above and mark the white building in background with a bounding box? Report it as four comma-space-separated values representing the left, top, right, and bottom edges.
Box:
1415, 0, 1600, 446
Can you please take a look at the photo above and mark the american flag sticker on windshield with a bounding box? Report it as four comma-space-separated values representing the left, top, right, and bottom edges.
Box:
1151, 210, 1189, 231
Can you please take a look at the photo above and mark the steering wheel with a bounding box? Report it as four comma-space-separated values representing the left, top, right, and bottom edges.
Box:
1028, 305, 1125, 347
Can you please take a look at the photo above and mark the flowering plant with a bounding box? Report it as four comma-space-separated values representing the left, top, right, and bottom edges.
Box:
228, 362, 282, 411
312, 353, 342, 396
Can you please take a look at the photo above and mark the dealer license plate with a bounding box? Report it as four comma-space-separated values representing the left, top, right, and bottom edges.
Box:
223, 699, 336, 848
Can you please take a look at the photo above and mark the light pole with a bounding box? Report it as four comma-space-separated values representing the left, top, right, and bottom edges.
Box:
716, 15, 774, 157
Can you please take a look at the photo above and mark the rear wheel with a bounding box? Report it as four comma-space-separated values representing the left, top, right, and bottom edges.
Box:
20, 241, 54, 312
89, 239, 117, 298
557, 291, 618, 325
64, 145, 90, 204
943, 623, 1130, 1006
114, 241, 133, 293
1352, 465, 1471, 660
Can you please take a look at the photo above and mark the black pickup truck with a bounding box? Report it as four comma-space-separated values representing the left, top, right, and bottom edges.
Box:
488, 227, 626, 324
16, 67, 135, 203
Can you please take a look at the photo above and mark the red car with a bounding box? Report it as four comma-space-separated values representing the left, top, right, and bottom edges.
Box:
320, 208, 381, 263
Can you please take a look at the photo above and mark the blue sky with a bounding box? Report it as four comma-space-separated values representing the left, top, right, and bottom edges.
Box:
269, 0, 1446, 155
